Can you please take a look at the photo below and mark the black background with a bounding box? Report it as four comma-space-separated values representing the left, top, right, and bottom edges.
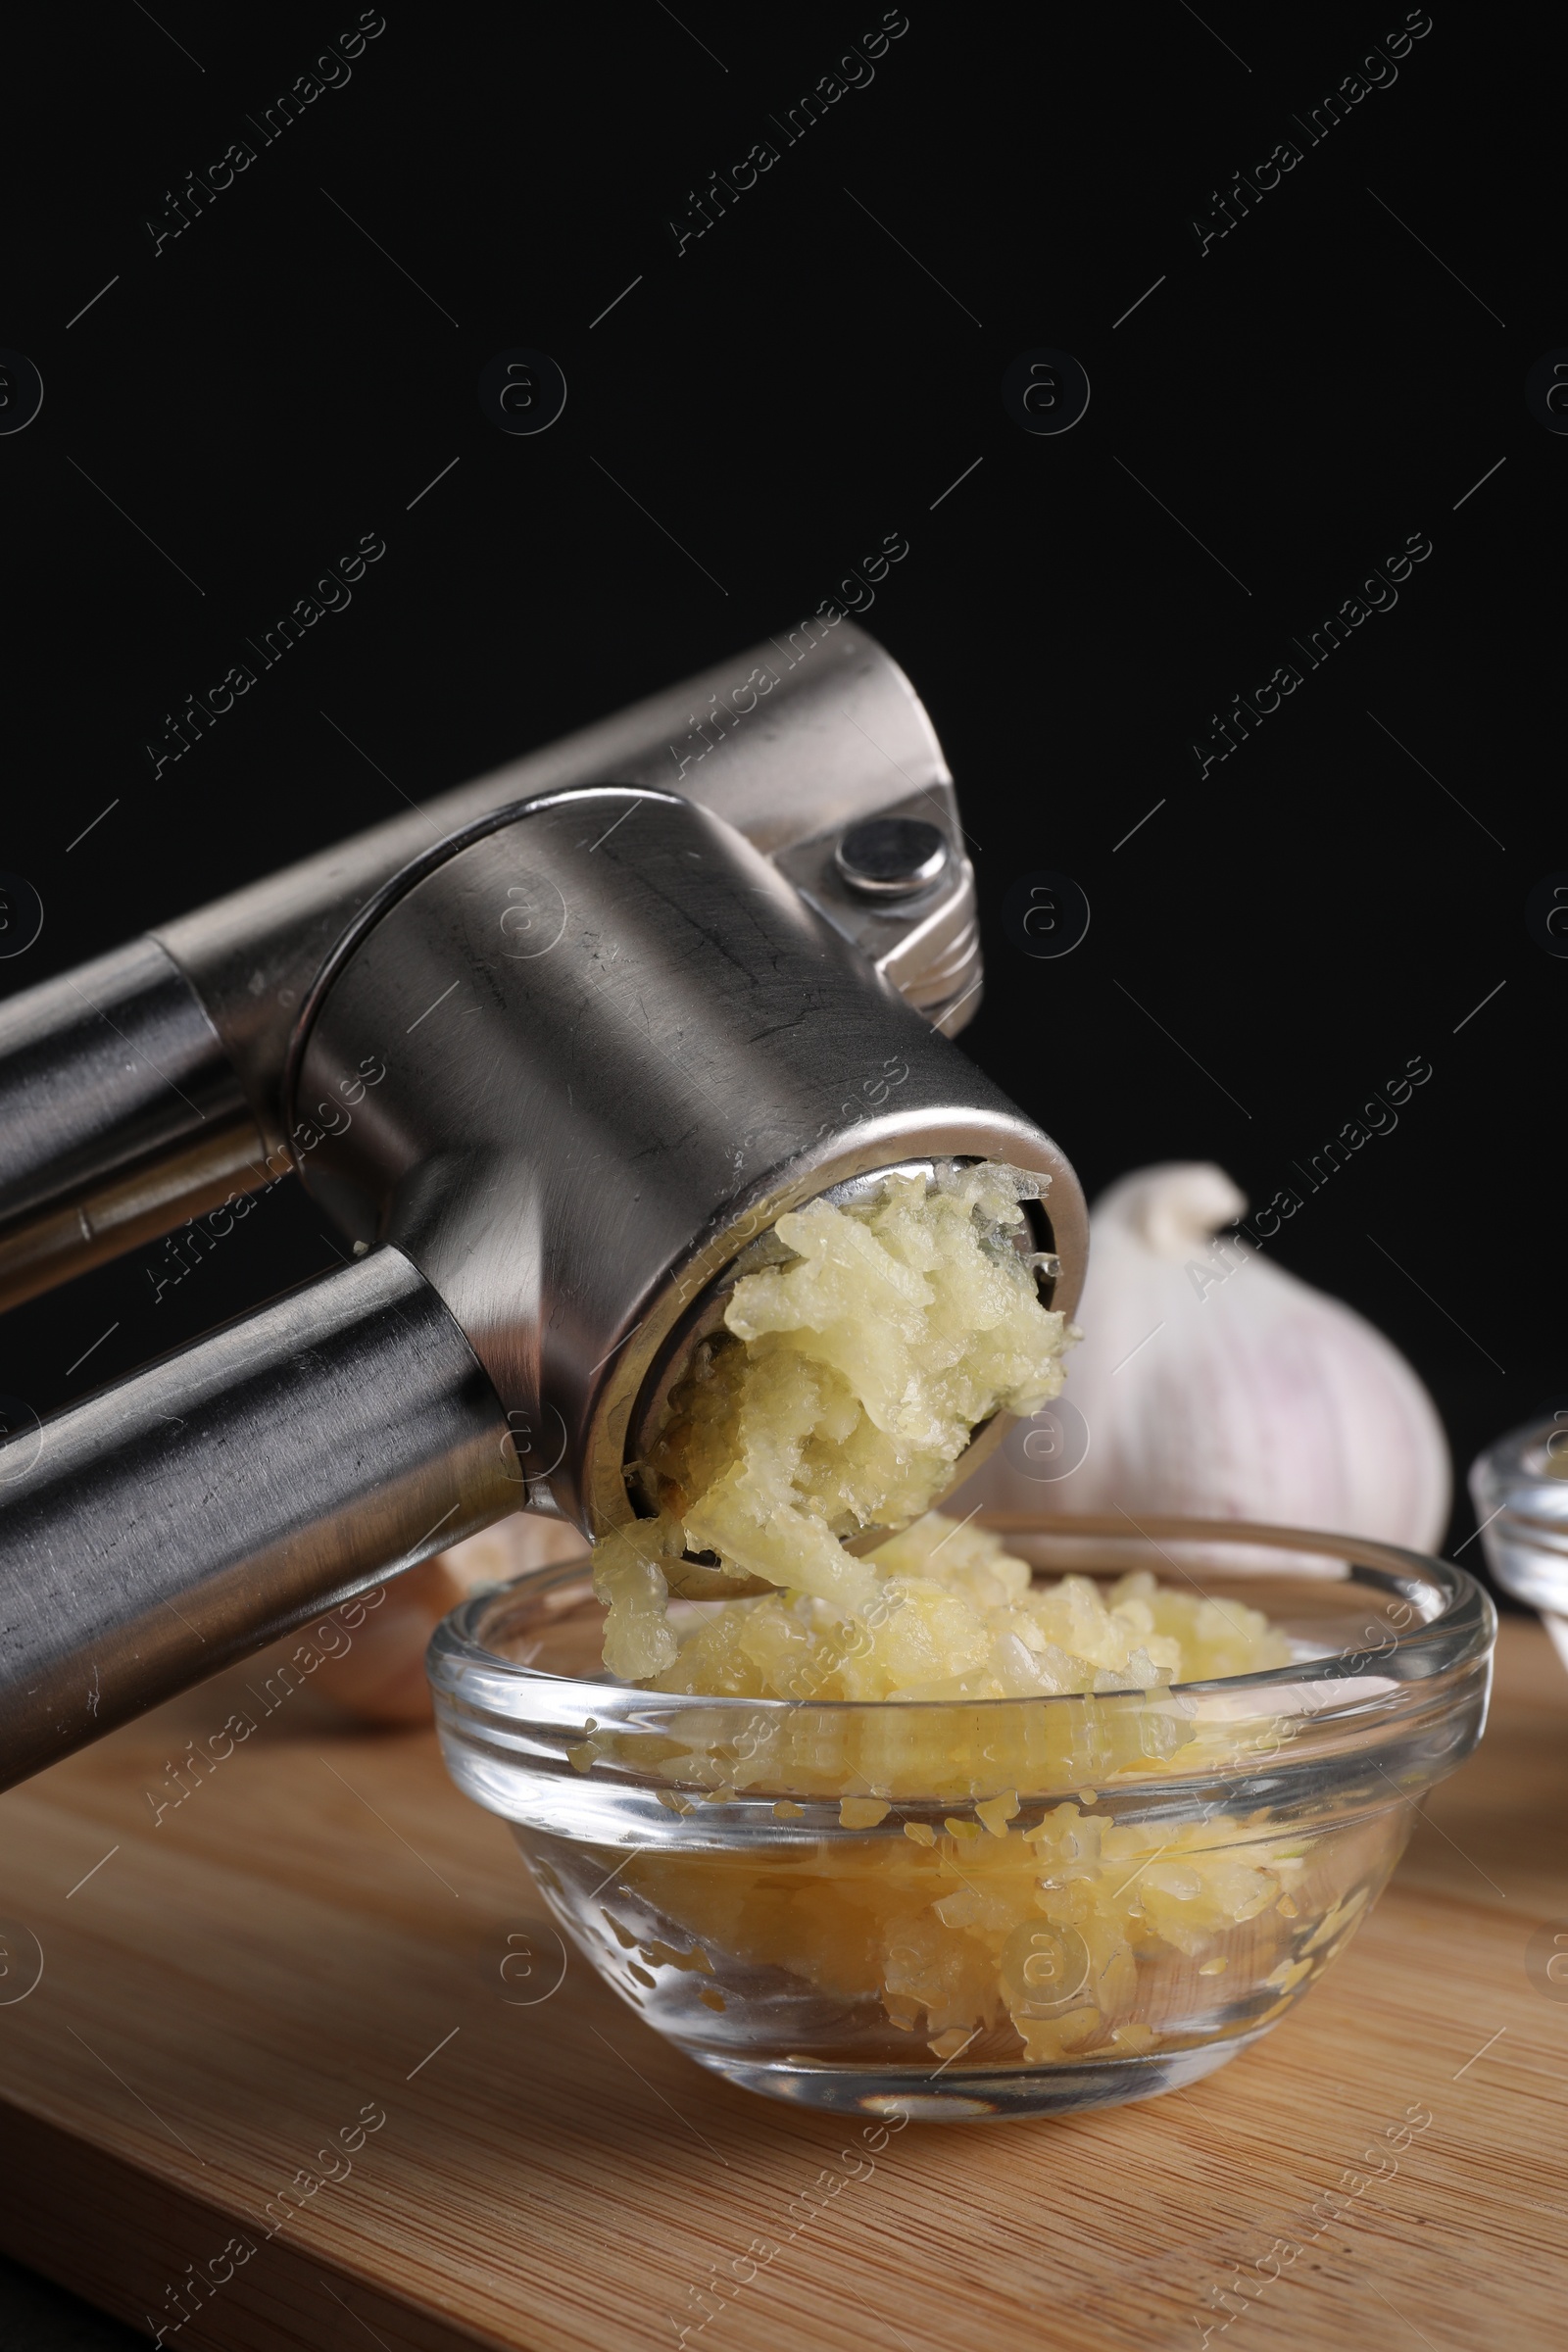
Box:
1, 0, 1557, 1601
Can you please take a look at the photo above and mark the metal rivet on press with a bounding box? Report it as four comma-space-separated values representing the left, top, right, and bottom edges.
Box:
834, 817, 949, 900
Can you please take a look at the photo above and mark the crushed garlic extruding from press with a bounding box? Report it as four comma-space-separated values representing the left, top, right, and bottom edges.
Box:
592, 1163, 1073, 1681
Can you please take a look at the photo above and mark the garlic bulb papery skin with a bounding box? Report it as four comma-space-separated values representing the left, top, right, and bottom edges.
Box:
956, 1162, 1451, 1552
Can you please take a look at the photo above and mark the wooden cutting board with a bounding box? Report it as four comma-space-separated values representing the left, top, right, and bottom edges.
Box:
0, 1617, 1563, 2352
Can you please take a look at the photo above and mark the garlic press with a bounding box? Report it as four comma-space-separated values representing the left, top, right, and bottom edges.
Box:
0, 625, 1087, 1788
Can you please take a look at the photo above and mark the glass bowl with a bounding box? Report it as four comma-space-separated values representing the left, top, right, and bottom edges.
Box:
428, 1513, 1494, 2122
1469, 1415, 1568, 1616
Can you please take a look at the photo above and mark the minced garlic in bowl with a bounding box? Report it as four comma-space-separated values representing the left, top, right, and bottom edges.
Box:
432, 1513, 1493, 2117
429, 1166, 1495, 2119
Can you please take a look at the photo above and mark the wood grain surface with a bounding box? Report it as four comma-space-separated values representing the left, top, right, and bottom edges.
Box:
0, 1617, 1563, 2352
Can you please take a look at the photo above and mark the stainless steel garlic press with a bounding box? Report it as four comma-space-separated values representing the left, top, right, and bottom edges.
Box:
0, 624, 1087, 1789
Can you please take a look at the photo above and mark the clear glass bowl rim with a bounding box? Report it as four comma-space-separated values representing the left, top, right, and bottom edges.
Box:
1470, 1413, 1568, 1517
1468, 1415, 1568, 1609
426, 1511, 1494, 1732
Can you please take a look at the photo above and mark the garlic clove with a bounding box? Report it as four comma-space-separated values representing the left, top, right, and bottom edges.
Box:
316, 1514, 589, 1724
956, 1161, 1451, 1552
315, 1554, 471, 1724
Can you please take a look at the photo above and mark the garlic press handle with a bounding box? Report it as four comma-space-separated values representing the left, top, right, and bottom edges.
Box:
0, 1246, 514, 1791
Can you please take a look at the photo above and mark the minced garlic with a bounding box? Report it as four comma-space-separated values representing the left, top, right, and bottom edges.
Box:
651, 1512, 1291, 1701
578, 1166, 1348, 2072
600, 1538, 1346, 2070
593, 1163, 1072, 1680
613, 1785, 1345, 2067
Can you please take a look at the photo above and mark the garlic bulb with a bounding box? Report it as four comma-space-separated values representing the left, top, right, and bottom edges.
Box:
957, 1162, 1450, 1549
